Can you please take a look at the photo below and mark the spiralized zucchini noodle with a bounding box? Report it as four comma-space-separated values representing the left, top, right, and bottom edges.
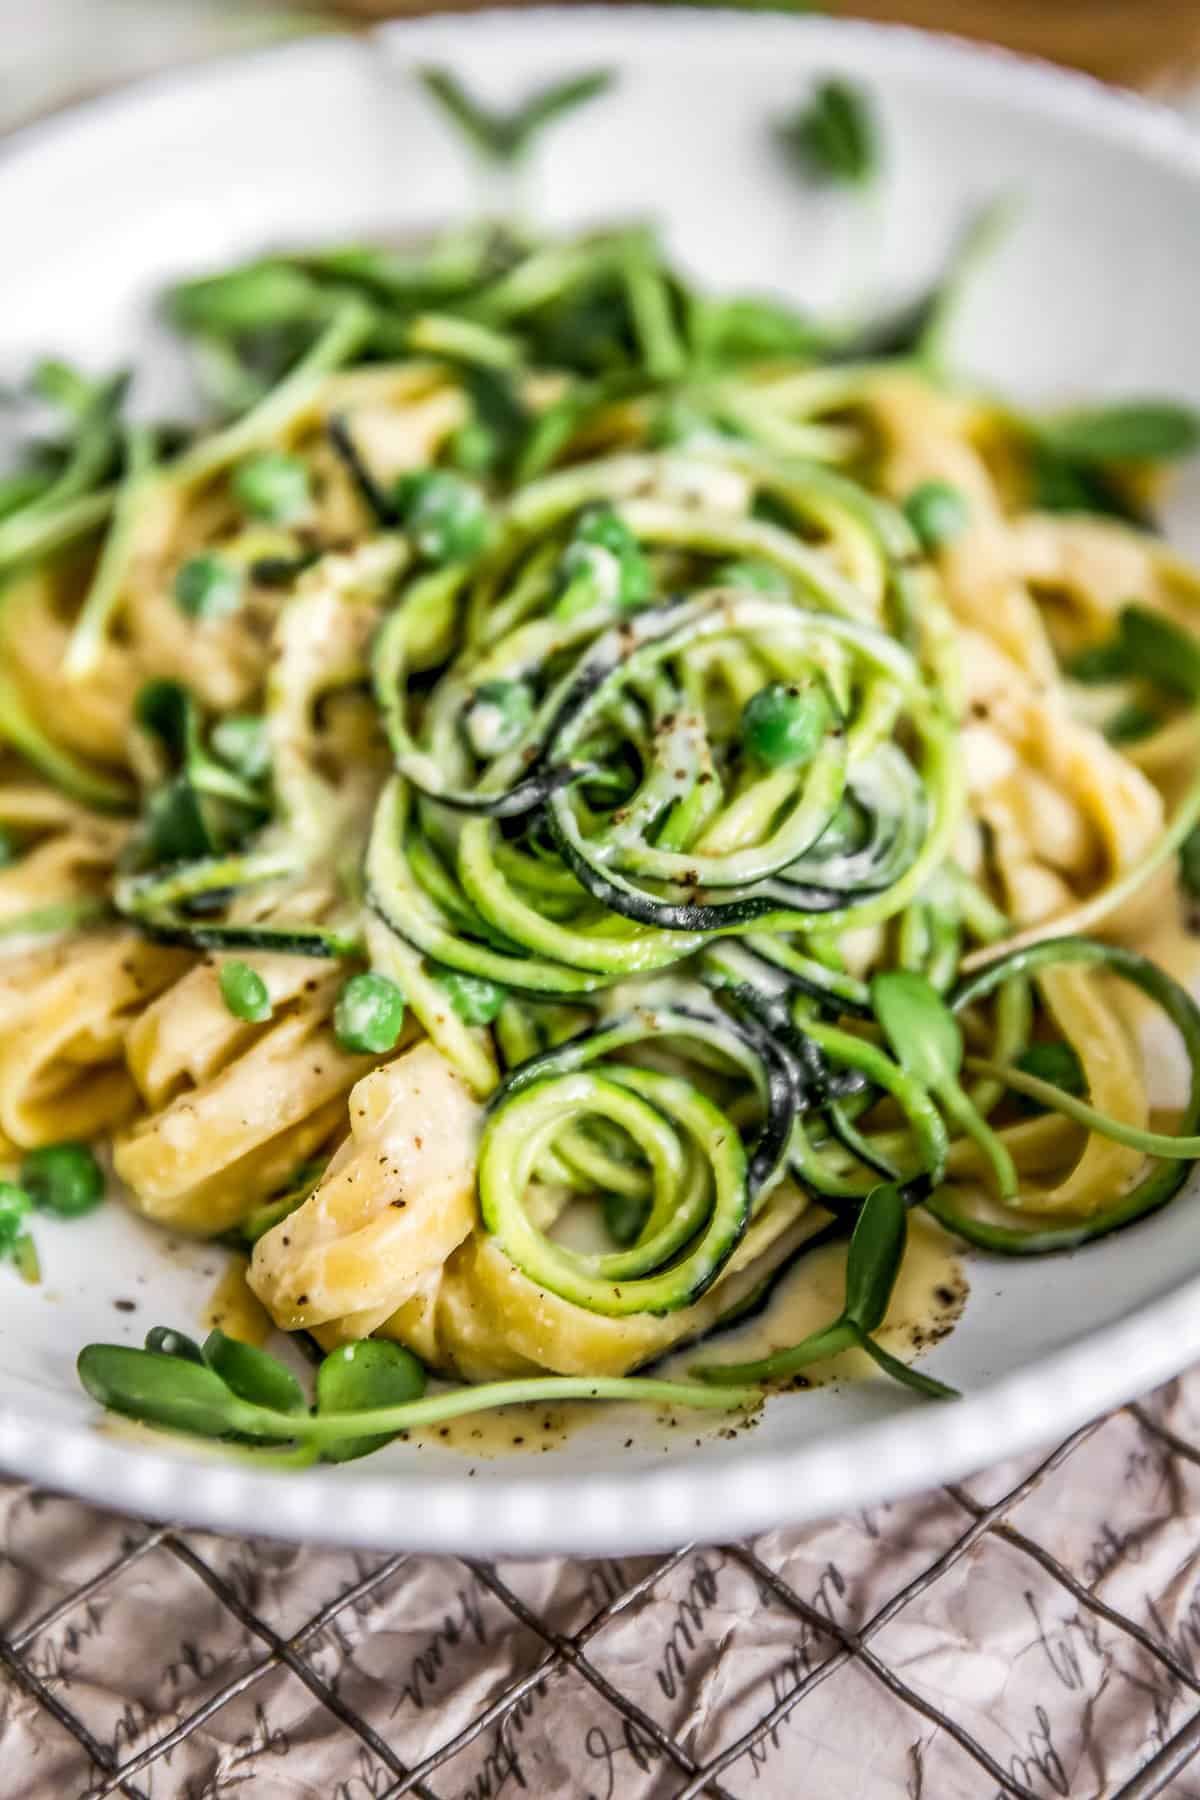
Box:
5, 214, 1200, 1454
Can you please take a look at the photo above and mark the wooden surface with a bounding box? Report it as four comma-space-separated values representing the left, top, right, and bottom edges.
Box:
328, 0, 1200, 92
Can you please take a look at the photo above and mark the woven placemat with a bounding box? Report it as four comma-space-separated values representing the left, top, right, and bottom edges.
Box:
5, 1374, 1200, 1798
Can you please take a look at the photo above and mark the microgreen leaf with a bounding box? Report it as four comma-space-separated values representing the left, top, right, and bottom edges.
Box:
693, 1183, 955, 1398
144, 1326, 207, 1364
203, 1329, 306, 1415
873, 970, 1018, 1201
843, 1181, 906, 1334
1028, 445, 1153, 528
315, 1339, 427, 1463
872, 968, 962, 1090
778, 78, 878, 188
1119, 604, 1200, 701
419, 67, 614, 166
1037, 402, 1200, 466
77, 1345, 241, 1439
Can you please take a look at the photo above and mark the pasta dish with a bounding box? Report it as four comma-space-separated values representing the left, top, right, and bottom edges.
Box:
3, 177, 1200, 1459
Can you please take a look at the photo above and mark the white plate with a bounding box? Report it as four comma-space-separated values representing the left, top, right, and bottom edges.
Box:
3, 9, 1200, 1556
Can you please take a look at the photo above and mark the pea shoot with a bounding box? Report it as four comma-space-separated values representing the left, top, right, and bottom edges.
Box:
779, 78, 879, 189
334, 971, 406, 1054
872, 970, 1018, 1202
419, 66, 614, 166
76, 1325, 756, 1461
463, 680, 534, 760
173, 552, 244, 620
741, 681, 833, 769
0, 826, 16, 868
437, 968, 507, 1026
232, 450, 312, 524
21, 1143, 105, 1218
903, 481, 969, 552
695, 1183, 958, 1398
393, 469, 489, 566
218, 960, 272, 1024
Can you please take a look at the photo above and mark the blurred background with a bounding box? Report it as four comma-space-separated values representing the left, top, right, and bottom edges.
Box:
6, 0, 1200, 139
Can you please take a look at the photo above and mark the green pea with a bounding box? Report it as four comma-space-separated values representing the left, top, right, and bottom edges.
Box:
557, 504, 651, 618
21, 1143, 105, 1218
464, 680, 534, 759
449, 418, 499, 475
232, 450, 312, 524
173, 552, 244, 620
316, 1338, 427, 1463
218, 960, 272, 1023
903, 481, 970, 552
741, 681, 833, 769
713, 557, 791, 599
0, 1181, 32, 1255
437, 969, 506, 1026
393, 469, 490, 565
1015, 1041, 1087, 1114
334, 972, 406, 1054
211, 714, 271, 784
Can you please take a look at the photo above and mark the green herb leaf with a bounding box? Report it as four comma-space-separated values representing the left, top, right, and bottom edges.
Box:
1028, 445, 1153, 528
1119, 604, 1200, 701
872, 968, 962, 1090
315, 1339, 427, 1463
144, 1326, 208, 1364
1037, 402, 1200, 466
840, 195, 1015, 365
779, 78, 878, 188
419, 67, 613, 166
203, 1329, 306, 1415
77, 1344, 239, 1439
873, 970, 1018, 1200
842, 1181, 907, 1334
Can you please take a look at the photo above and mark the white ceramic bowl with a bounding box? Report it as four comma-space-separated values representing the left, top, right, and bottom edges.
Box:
3, 10, 1200, 1556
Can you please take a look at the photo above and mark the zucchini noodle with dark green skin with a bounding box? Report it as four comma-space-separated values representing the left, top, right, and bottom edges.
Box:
3, 212, 1200, 1455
